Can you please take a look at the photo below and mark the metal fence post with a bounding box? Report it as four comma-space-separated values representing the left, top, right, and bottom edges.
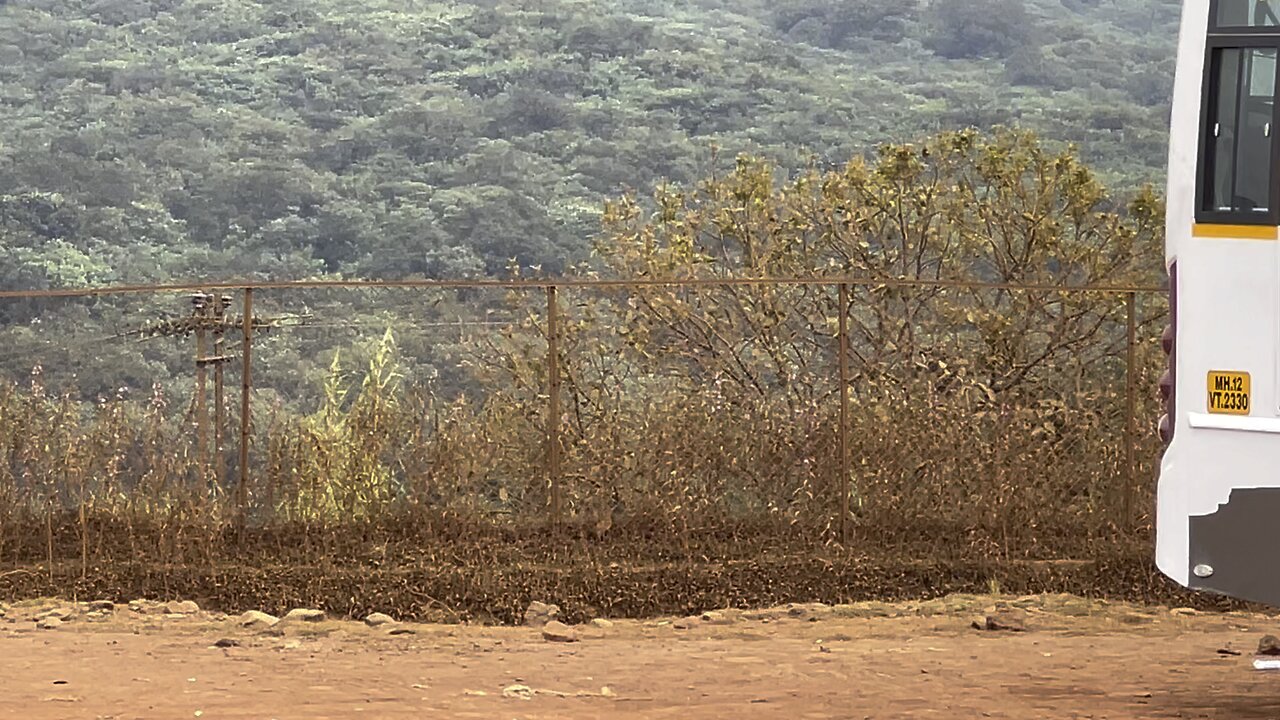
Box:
838, 283, 852, 544
1124, 291, 1137, 526
546, 285, 563, 529
238, 288, 254, 523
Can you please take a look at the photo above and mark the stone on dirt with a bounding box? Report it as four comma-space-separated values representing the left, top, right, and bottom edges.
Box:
283, 608, 326, 623
364, 612, 396, 627
974, 608, 1029, 633
502, 684, 534, 700
1258, 635, 1280, 656
589, 618, 614, 629
523, 601, 560, 627
37, 608, 76, 622
541, 621, 579, 643
673, 617, 699, 630
700, 610, 738, 625
86, 601, 114, 613
165, 600, 200, 615
36, 617, 63, 630
238, 611, 279, 630
213, 638, 240, 648
787, 603, 832, 619
388, 627, 416, 636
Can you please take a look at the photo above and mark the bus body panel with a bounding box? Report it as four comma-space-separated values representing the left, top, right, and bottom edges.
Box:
1159, 0, 1280, 603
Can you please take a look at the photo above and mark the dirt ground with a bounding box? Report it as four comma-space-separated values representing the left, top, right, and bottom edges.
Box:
2, 594, 1280, 719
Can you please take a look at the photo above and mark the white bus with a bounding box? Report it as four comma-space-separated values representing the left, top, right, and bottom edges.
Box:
1158, 0, 1280, 605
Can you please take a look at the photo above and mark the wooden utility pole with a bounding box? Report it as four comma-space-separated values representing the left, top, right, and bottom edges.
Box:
192, 292, 211, 479
135, 291, 271, 513
546, 286, 562, 529
213, 294, 231, 490
238, 289, 254, 521
1123, 292, 1137, 525
838, 283, 851, 545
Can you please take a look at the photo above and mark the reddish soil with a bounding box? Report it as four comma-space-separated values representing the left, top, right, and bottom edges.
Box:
2, 594, 1279, 719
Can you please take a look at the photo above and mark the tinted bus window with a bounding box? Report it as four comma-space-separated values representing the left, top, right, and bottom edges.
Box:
1217, 0, 1280, 28
1204, 47, 1277, 215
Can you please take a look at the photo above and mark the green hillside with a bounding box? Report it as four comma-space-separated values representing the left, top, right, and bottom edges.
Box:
0, 0, 1181, 287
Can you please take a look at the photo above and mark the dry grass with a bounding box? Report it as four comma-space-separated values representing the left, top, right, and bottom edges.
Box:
0, 285, 1163, 574
0, 132, 1174, 616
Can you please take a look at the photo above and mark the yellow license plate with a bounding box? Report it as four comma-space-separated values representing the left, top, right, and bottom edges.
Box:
1207, 371, 1251, 415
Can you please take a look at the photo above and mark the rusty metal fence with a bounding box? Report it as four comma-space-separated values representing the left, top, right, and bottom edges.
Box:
0, 276, 1167, 556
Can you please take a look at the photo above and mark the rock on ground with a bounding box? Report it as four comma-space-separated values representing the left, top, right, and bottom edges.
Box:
165, 600, 200, 615
37, 607, 76, 622
502, 684, 534, 700
238, 611, 280, 630
523, 601, 560, 627
589, 618, 614, 629
364, 612, 396, 627
541, 620, 579, 643
282, 608, 326, 623
86, 600, 114, 612
787, 603, 833, 619
975, 608, 1029, 633
36, 617, 63, 630
1259, 635, 1280, 656
700, 610, 740, 625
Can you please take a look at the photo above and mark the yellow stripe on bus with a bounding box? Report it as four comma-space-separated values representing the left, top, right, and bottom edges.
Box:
1192, 224, 1280, 240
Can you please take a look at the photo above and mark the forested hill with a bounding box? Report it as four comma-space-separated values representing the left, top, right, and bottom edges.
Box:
0, 0, 1180, 287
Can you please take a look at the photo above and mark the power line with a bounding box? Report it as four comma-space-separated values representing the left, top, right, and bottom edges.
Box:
0, 333, 120, 367
283, 319, 515, 330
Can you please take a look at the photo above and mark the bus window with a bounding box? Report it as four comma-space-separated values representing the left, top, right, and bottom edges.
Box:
1216, 0, 1280, 28
1240, 49, 1276, 212
1204, 47, 1278, 215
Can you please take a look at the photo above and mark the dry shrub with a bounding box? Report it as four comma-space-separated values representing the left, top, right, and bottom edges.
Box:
0, 129, 1170, 613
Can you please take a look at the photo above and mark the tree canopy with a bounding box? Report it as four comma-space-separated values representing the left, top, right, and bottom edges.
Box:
0, 0, 1179, 406
0, 0, 1179, 288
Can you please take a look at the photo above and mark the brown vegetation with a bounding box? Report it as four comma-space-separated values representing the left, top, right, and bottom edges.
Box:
0, 130, 1180, 620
